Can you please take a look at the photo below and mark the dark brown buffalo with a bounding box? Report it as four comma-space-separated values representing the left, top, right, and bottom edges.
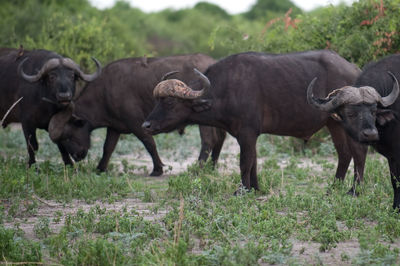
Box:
53, 54, 222, 176
142, 50, 367, 192
0, 48, 101, 166
307, 54, 400, 209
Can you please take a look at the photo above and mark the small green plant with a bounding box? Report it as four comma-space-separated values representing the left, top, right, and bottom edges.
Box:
33, 217, 51, 239
0, 225, 42, 262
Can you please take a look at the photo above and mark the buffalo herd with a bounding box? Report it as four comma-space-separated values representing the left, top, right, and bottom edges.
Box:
1, 47, 400, 210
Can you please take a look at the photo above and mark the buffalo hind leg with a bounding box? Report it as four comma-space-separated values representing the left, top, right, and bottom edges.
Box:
97, 127, 121, 172
235, 130, 258, 193
135, 131, 164, 176
198, 126, 227, 167
211, 128, 227, 167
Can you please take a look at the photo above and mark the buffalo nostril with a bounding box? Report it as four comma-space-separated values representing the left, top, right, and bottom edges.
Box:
58, 92, 71, 98
361, 128, 378, 140
142, 121, 151, 129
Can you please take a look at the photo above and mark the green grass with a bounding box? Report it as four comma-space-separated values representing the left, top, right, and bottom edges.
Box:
1, 125, 400, 265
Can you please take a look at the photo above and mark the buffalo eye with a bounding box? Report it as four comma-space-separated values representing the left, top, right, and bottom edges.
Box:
345, 110, 358, 118
370, 107, 377, 116
48, 73, 57, 82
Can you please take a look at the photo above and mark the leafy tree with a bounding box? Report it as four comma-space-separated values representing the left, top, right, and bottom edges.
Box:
244, 0, 302, 20
194, 2, 231, 20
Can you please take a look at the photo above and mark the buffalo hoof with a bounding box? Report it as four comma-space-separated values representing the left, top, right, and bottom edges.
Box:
150, 169, 163, 176
347, 187, 359, 197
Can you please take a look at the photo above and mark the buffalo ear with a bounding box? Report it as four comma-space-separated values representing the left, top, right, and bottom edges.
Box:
376, 109, 395, 126
330, 113, 342, 122
48, 105, 74, 142
191, 99, 212, 113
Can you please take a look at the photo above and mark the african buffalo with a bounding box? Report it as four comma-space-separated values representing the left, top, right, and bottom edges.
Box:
307, 54, 400, 209
0, 48, 101, 166
142, 50, 367, 192
53, 53, 222, 176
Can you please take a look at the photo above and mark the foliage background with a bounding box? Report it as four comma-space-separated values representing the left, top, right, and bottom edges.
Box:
1, 0, 399, 70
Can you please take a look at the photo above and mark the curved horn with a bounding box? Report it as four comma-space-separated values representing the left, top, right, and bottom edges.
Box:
380, 72, 400, 107
18, 57, 62, 83
48, 103, 74, 142
153, 69, 211, 99
306, 77, 342, 112
161, 71, 179, 81
193, 68, 210, 96
61, 57, 102, 82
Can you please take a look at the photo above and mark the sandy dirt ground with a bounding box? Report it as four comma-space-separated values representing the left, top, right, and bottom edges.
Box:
2, 131, 382, 265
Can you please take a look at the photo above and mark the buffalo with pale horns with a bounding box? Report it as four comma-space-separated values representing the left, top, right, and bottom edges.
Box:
0, 48, 101, 166
142, 50, 367, 192
307, 54, 400, 209
50, 53, 225, 176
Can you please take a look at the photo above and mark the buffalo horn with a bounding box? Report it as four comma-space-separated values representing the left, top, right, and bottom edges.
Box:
153, 68, 211, 99
194, 68, 210, 96
174, 68, 210, 99
161, 70, 179, 81
18, 57, 62, 83
380, 72, 400, 107
48, 103, 74, 142
306, 77, 342, 112
61, 57, 102, 82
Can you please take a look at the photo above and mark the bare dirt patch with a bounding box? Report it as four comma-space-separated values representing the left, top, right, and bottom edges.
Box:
4, 197, 166, 240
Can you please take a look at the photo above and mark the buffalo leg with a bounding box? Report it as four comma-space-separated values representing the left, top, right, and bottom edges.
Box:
237, 131, 258, 191
57, 143, 73, 166
327, 120, 352, 181
347, 137, 367, 194
211, 128, 227, 166
198, 126, 226, 167
97, 127, 120, 172
22, 124, 38, 167
135, 131, 164, 176
388, 158, 400, 210
198, 126, 215, 164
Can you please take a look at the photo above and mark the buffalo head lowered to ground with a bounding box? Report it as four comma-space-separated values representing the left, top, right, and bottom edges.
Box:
50, 54, 223, 176
0, 49, 101, 166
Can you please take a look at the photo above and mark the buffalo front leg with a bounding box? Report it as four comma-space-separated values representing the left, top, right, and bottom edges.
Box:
327, 120, 352, 181
57, 143, 73, 166
22, 124, 38, 167
347, 138, 367, 195
136, 130, 164, 176
388, 158, 400, 210
97, 127, 121, 172
237, 131, 259, 191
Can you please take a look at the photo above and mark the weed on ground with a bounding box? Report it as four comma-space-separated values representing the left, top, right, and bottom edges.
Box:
1, 126, 399, 265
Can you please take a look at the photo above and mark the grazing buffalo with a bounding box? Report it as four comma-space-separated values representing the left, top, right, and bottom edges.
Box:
0, 48, 101, 166
307, 54, 400, 209
53, 53, 222, 176
142, 50, 367, 192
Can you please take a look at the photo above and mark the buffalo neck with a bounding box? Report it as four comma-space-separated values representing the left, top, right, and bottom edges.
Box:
188, 99, 230, 132
74, 83, 110, 130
